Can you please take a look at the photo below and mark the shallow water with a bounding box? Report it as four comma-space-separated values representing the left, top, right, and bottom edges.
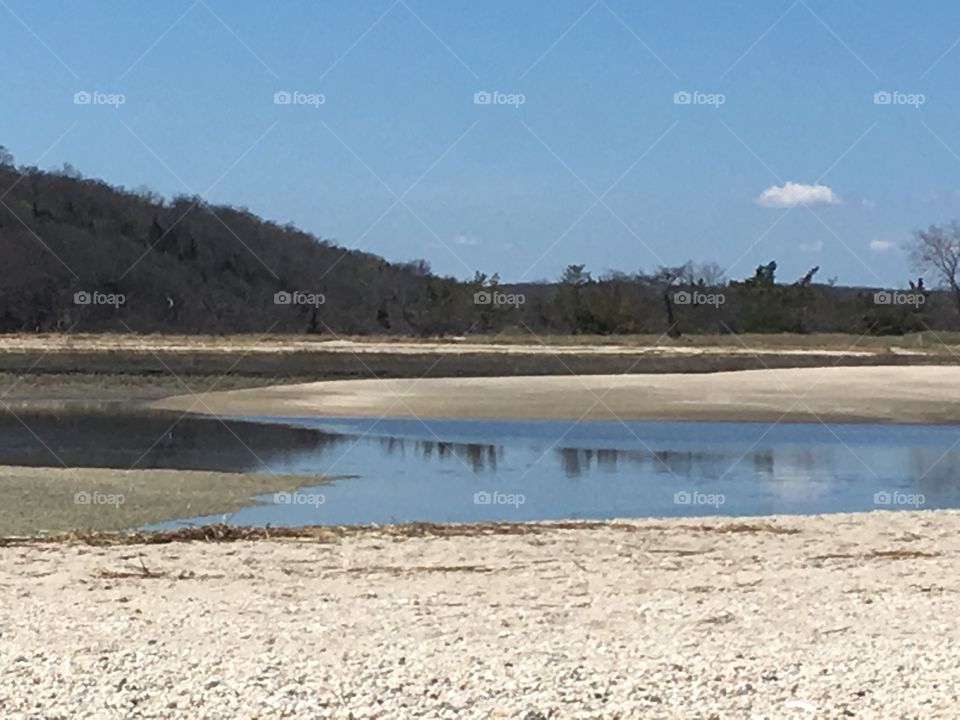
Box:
4, 409, 957, 525
174, 416, 960, 525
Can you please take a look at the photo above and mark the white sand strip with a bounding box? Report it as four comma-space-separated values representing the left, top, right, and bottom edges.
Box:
155, 365, 960, 423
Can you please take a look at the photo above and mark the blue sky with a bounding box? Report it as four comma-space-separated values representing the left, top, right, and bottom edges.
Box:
3, 0, 960, 286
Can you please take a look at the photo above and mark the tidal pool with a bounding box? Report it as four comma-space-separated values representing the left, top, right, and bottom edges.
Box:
3, 409, 956, 526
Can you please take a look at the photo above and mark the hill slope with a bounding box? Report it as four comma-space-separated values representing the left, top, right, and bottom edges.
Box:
0, 164, 463, 334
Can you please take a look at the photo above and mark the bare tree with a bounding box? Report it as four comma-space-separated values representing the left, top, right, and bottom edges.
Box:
648, 263, 691, 337
911, 222, 960, 312
685, 261, 727, 287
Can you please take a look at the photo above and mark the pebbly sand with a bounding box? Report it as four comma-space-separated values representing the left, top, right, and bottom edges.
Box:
155, 365, 960, 424
1, 511, 959, 719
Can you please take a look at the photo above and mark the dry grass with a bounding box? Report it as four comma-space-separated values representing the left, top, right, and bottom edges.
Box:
688, 521, 801, 535
2, 331, 960, 352
1, 331, 955, 387
0, 518, 803, 546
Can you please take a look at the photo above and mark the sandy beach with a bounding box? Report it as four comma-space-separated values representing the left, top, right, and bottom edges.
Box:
1, 511, 957, 718
155, 365, 960, 424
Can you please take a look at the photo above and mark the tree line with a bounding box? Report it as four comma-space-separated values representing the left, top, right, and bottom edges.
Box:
2, 147, 959, 337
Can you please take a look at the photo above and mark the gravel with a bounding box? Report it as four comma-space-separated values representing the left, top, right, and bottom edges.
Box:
2, 511, 959, 718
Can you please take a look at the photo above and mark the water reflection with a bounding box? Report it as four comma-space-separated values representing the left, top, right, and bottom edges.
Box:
558, 447, 736, 479
0, 408, 342, 472
374, 437, 503, 473
4, 408, 960, 493
5, 408, 960, 523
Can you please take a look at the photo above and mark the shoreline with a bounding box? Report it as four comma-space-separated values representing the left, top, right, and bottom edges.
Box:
154, 365, 960, 424
0, 510, 930, 545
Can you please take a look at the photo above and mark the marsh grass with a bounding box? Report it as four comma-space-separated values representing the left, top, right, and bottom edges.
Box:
0, 466, 327, 537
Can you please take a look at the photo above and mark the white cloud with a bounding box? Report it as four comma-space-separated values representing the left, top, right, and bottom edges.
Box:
870, 238, 894, 252
799, 239, 824, 252
453, 234, 478, 246
756, 182, 840, 208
